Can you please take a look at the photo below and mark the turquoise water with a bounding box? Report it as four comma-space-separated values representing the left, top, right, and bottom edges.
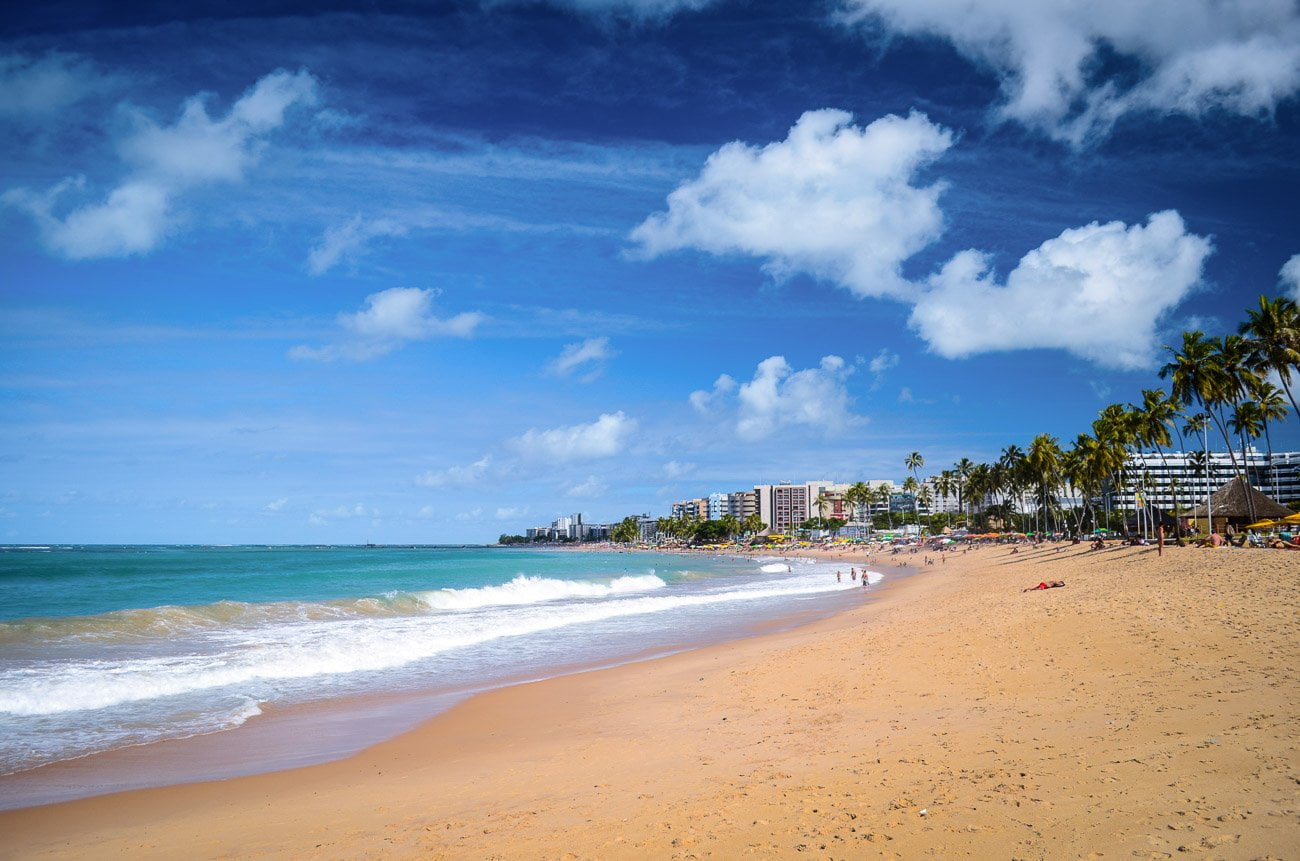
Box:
0, 544, 880, 807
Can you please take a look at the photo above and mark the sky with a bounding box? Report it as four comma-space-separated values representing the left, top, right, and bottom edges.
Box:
2, 0, 1299, 543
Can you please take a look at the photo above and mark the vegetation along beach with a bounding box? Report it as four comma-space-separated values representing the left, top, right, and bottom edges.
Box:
3, 0, 1299, 858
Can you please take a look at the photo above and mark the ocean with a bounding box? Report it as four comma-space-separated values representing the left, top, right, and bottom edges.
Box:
0, 544, 882, 808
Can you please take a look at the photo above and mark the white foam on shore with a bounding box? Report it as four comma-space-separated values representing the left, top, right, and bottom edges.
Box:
416, 573, 665, 610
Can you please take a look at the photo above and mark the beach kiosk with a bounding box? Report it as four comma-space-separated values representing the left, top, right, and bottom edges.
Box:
1185, 477, 1290, 536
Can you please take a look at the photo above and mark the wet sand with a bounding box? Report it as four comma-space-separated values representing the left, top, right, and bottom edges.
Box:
3, 542, 1297, 859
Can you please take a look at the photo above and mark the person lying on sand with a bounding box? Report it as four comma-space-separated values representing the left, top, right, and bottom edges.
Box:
1022, 580, 1065, 592
1268, 538, 1300, 550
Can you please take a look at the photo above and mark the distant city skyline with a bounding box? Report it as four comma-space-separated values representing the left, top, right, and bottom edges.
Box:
2, 1, 1298, 543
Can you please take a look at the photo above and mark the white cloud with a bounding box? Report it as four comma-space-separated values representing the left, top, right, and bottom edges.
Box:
308, 503, 378, 525
509, 412, 636, 461
564, 475, 607, 498
1281, 254, 1300, 301
696, 355, 860, 441
265, 497, 288, 512
631, 109, 953, 299
416, 455, 494, 488
290, 287, 485, 361
306, 215, 409, 275
0, 52, 111, 117
454, 507, 484, 522
837, 0, 1300, 144
662, 460, 696, 478
689, 374, 737, 413
908, 211, 1212, 369
3, 68, 318, 259
867, 349, 899, 389
545, 336, 615, 381
495, 506, 528, 519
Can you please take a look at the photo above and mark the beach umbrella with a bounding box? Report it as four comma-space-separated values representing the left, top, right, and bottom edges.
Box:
1283, 512, 1300, 524
1245, 519, 1278, 530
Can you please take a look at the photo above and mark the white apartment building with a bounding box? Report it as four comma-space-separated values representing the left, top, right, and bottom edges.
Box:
1109, 448, 1300, 512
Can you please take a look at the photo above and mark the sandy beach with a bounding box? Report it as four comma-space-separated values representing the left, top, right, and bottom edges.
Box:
3, 542, 1297, 859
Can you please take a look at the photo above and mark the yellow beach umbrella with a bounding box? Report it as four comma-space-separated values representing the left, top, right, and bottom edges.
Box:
1245, 519, 1278, 530
1283, 512, 1300, 524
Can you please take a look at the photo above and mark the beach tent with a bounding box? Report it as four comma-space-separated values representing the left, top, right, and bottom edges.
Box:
1186, 477, 1291, 533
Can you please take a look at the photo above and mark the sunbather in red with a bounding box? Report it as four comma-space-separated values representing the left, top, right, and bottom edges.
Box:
1022, 580, 1065, 592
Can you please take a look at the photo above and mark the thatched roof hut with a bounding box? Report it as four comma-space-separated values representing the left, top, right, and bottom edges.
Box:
1186, 477, 1290, 531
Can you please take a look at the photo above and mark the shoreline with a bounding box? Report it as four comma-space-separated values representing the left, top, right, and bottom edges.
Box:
3, 543, 1296, 858
0, 549, 900, 812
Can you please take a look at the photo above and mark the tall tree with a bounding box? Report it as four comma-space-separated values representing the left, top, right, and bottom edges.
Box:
1240, 294, 1300, 416
905, 452, 925, 532
1026, 433, 1063, 535
1160, 331, 1241, 476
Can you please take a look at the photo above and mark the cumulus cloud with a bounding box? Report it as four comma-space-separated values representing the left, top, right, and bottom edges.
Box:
689, 374, 737, 413
837, 0, 1300, 144
636, 108, 1216, 368
867, 349, 899, 388
416, 455, 494, 488
306, 215, 409, 275
495, 506, 528, 519
908, 211, 1212, 369
291, 287, 485, 361
3, 68, 318, 258
631, 109, 953, 299
564, 475, 608, 497
545, 336, 615, 381
0, 52, 112, 117
1281, 254, 1300, 301
693, 355, 859, 441
509, 412, 636, 461
662, 460, 696, 478
264, 497, 288, 512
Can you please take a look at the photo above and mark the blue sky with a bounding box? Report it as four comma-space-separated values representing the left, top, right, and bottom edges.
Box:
2, 0, 1299, 543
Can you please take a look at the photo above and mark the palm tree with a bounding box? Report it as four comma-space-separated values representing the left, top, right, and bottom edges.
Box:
953, 457, 973, 526
1240, 294, 1300, 416
901, 476, 919, 530
965, 463, 992, 529
1126, 389, 1181, 533
1182, 412, 1213, 527
935, 470, 956, 529
998, 445, 1025, 530
905, 452, 925, 533
916, 485, 933, 531
719, 514, 741, 540
1026, 433, 1063, 536
741, 513, 765, 537
847, 481, 870, 528
1248, 380, 1289, 498
1160, 331, 1242, 476
876, 482, 894, 531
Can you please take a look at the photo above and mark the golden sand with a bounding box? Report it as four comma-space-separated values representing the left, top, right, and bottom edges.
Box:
3, 543, 1297, 859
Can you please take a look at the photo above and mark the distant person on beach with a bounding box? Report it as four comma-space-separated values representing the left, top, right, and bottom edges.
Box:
836, 570, 842, 582
1023, 580, 1065, 592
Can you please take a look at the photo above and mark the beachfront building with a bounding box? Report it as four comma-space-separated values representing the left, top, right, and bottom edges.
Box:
670, 498, 708, 520
754, 483, 811, 533
1106, 448, 1300, 513
728, 489, 759, 520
